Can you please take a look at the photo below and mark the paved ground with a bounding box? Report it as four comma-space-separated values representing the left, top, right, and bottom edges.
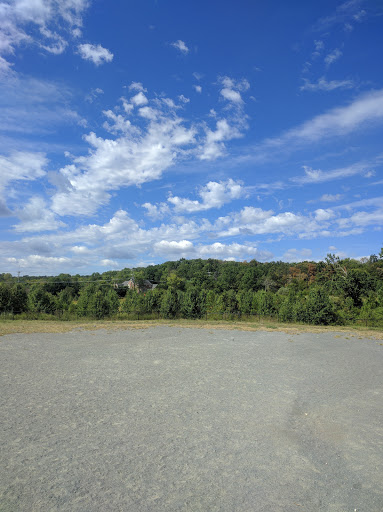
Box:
1, 326, 383, 512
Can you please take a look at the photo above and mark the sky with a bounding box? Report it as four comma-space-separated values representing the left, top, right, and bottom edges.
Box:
1, 0, 383, 276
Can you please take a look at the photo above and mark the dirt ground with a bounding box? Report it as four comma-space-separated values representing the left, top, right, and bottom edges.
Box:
1, 326, 382, 511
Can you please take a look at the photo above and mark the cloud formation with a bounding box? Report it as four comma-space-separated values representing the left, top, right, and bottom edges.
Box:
168, 179, 244, 212
0, 0, 89, 62
171, 40, 189, 54
256, 89, 383, 154
77, 43, 113, 65
0, 151, 47, 213
324, 48, 343, 67
219, 76, 250, 104
300, 77, 354, 92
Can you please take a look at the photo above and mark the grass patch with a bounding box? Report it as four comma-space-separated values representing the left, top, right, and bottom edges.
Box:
0, 318, 382, 339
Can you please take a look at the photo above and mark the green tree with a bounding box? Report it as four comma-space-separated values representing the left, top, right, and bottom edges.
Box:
340, 269, 374, 307
181, 287, 201, 318
216, 290, 239, 314
279, 290, 296, 322
11, 284, 28, 313
256, 290, 277, 316
28, 285, 56, 314
167, 271, 185, 291
237, 290, 254, 315
76, 284, 97, 317
106, 289, 120, 315
56, 287, 76, 311
0, 284, 12, 312
304, 287, 336, 325
160, 289, 179, 318
87, 290, 111, 319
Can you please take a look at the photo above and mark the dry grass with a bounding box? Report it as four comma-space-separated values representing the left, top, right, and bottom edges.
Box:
0, 318, 382, 339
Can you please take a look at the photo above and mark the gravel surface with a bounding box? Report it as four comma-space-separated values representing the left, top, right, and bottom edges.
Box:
1, 326, 383, 511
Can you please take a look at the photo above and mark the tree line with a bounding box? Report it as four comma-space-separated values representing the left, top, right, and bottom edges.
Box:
1, 251, 383, 326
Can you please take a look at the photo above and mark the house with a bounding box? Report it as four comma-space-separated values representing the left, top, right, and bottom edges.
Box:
118, 278, 158, 292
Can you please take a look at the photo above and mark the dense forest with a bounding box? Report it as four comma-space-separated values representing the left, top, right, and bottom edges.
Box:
1, 250, 383, 326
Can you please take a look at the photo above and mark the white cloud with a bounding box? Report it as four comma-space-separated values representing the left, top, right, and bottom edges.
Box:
6, 254, 73, 272
0, 0, 89, 62
39, 27, 68, 54
71, 245, 90, 254
199, 119, 242, 160
312, 40, 324, 59
100, 258, 119, 268
221, 88, 242, 103
102, 110, 139, 135
219, 76, 250, 105
320, 193, 343, 202
212, 206, 330, 239
0, 55, 13, 76
86, 87, 104, 103
324, 48, 342, 67
13, 196, 66, 232
138, 105, 159, 120
0, 151, 47, 212
178, 94, 190, 103
314, 0, 372, 32
198, 242, 272, 261
193, 85, 202, 93
257, 89, 383, 154
142, 202, 170, 219
168, 179, 244, 213
153, 240, 273, 262
349, 209, 383, 226
291, 159, 378, 184
333, 196, 383, 211
50, 94, 197, 216
3, 195, 383, 274
171, 39, 189, 54
314, 208, 335, 221
77, 43, 113, 65
0, 151, 47, 189
194, 77, 250, 160
128, 82, 147, 92
300, 76, 354, 92
353, 9, 366, 21
131, 91, 148, 106
154, 239, 194, 256
0, 74, 81, 138
282, 248, 312, 262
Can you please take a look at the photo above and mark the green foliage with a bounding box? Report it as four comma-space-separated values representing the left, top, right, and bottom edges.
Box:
56, 287, 76, 310
180, 288, 200, 318
279, 290, 296, 322
160, 289, 179, 318
106, 289, 120, 315
339, 269, 375, 307
0, 284, 12, 312
167, 271, 185, 291
76, 283, 97, 317
87, 290, 110, 319
2, 251, 382, 325
304, 287, 336, 325
256, 290, 277, 316
216, 290, 239, 314
10, 284, 28, 313
27, 285, 56, 314
236, 290, 254, 315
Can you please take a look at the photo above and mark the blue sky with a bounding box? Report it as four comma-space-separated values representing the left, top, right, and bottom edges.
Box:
1, 0, 383, 275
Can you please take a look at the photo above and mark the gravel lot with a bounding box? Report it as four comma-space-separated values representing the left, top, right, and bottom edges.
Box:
1, 326, 383, 511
